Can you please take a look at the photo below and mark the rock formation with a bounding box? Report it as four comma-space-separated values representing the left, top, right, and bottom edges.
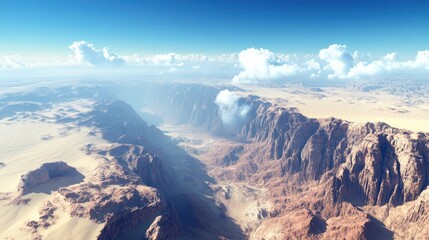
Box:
4, 84, 429, 239
130, 82, 429, 239
77, 98, 242, 239
18, 161, 80, 195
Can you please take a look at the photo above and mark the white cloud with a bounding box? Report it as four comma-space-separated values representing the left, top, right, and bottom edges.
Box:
346, 51, 429, 79
69, 41, 125, 66
2, 40, 429, 82
215, 90, 250, 126
151, 53, 177, 66
383, 52, 397, 62
2, 55, 26, 68
305, 59, 321, 71
319, 44, 353, 79
346, 53, 402, 78
410, 50, 429, 69
232, 48, 300, 84
347, 60, 385, 77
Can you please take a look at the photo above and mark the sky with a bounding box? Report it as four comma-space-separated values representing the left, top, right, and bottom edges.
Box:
0, 0, 429, 83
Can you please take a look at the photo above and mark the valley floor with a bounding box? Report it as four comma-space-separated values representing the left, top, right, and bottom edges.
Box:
159, 124, 275, 237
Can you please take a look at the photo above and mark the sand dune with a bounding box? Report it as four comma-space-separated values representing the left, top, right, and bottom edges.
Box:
0, 102, 107, 239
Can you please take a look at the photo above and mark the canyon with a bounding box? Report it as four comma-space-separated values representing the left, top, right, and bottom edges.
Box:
116, 82, 429, 239
0, 82, 428, 239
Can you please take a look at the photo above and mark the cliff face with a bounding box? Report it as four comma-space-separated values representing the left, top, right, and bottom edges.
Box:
136, 83, 429, 207
98, 144, 168, 189
76, 100, 180, 239
239, 105, 429, 207
131, 83, 429, 239
18, 161, 82, 195
80, 99, 243, 239
92, 93, 244, 239
81, 100, 167, 146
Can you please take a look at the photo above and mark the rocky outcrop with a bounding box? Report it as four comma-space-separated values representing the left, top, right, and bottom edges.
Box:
377, 189, 429, 239
145, 213, 181, 240
55, 144, 179, 240
106, 144, 168, 189
80, 100, 168, 152
247, 113, 429, 207
75, 101, 180, 239
98, 203, 180, 240
252, 207, 390, 240
23, 200, 59, 239
218, 145, 244, 166
18, 161, 79, 195
59, 183, 161, 221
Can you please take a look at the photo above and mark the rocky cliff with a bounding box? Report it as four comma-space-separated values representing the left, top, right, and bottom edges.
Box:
76, 100, 180, 239
18, 161, 80, 195
239, 105, 429, 207
135, 83, 429, 207
78, 99, 241, 239
130, 83, 429, 239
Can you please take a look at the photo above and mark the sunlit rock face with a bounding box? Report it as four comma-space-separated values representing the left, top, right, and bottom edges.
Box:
2, 83, 429, 240
18, 161, 79, 195
129, 82, 429, 239
139, 83, 429, 208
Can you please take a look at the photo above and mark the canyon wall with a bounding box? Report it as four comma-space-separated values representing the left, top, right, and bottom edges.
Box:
133, 83, 429, 208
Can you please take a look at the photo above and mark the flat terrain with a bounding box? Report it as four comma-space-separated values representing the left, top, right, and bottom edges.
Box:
238, 84, 429, 133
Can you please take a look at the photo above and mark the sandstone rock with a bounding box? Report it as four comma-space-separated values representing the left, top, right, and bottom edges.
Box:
217, 145, 244, 166
107, 144, 168, 189
136, 83, 429, 239
145, 212, 181, 240
17, 161, 80, 195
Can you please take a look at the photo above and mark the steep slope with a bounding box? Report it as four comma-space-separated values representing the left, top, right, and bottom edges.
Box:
80, 98, 244, 239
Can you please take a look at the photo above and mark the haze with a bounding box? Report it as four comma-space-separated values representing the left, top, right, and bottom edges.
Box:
1, 1, 429, 240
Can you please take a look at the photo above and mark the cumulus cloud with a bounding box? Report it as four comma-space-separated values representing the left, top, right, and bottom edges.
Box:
69, 41, 125, 66
345, 50, 429, 79
232, 48, 300, 84
346, 53, 401, 78
215, 90, 250, 126
383, 52, 397, 62
315, 45, 429, 80
410, 50, 429, 69
3, 40, 429, 82
319, 44, 353, 79
305, 59, 321, 71
227, 44, 429, 84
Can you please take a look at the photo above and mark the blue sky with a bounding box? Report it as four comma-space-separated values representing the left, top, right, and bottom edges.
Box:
1, 0, 429, 83
1, 0, 429, 57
